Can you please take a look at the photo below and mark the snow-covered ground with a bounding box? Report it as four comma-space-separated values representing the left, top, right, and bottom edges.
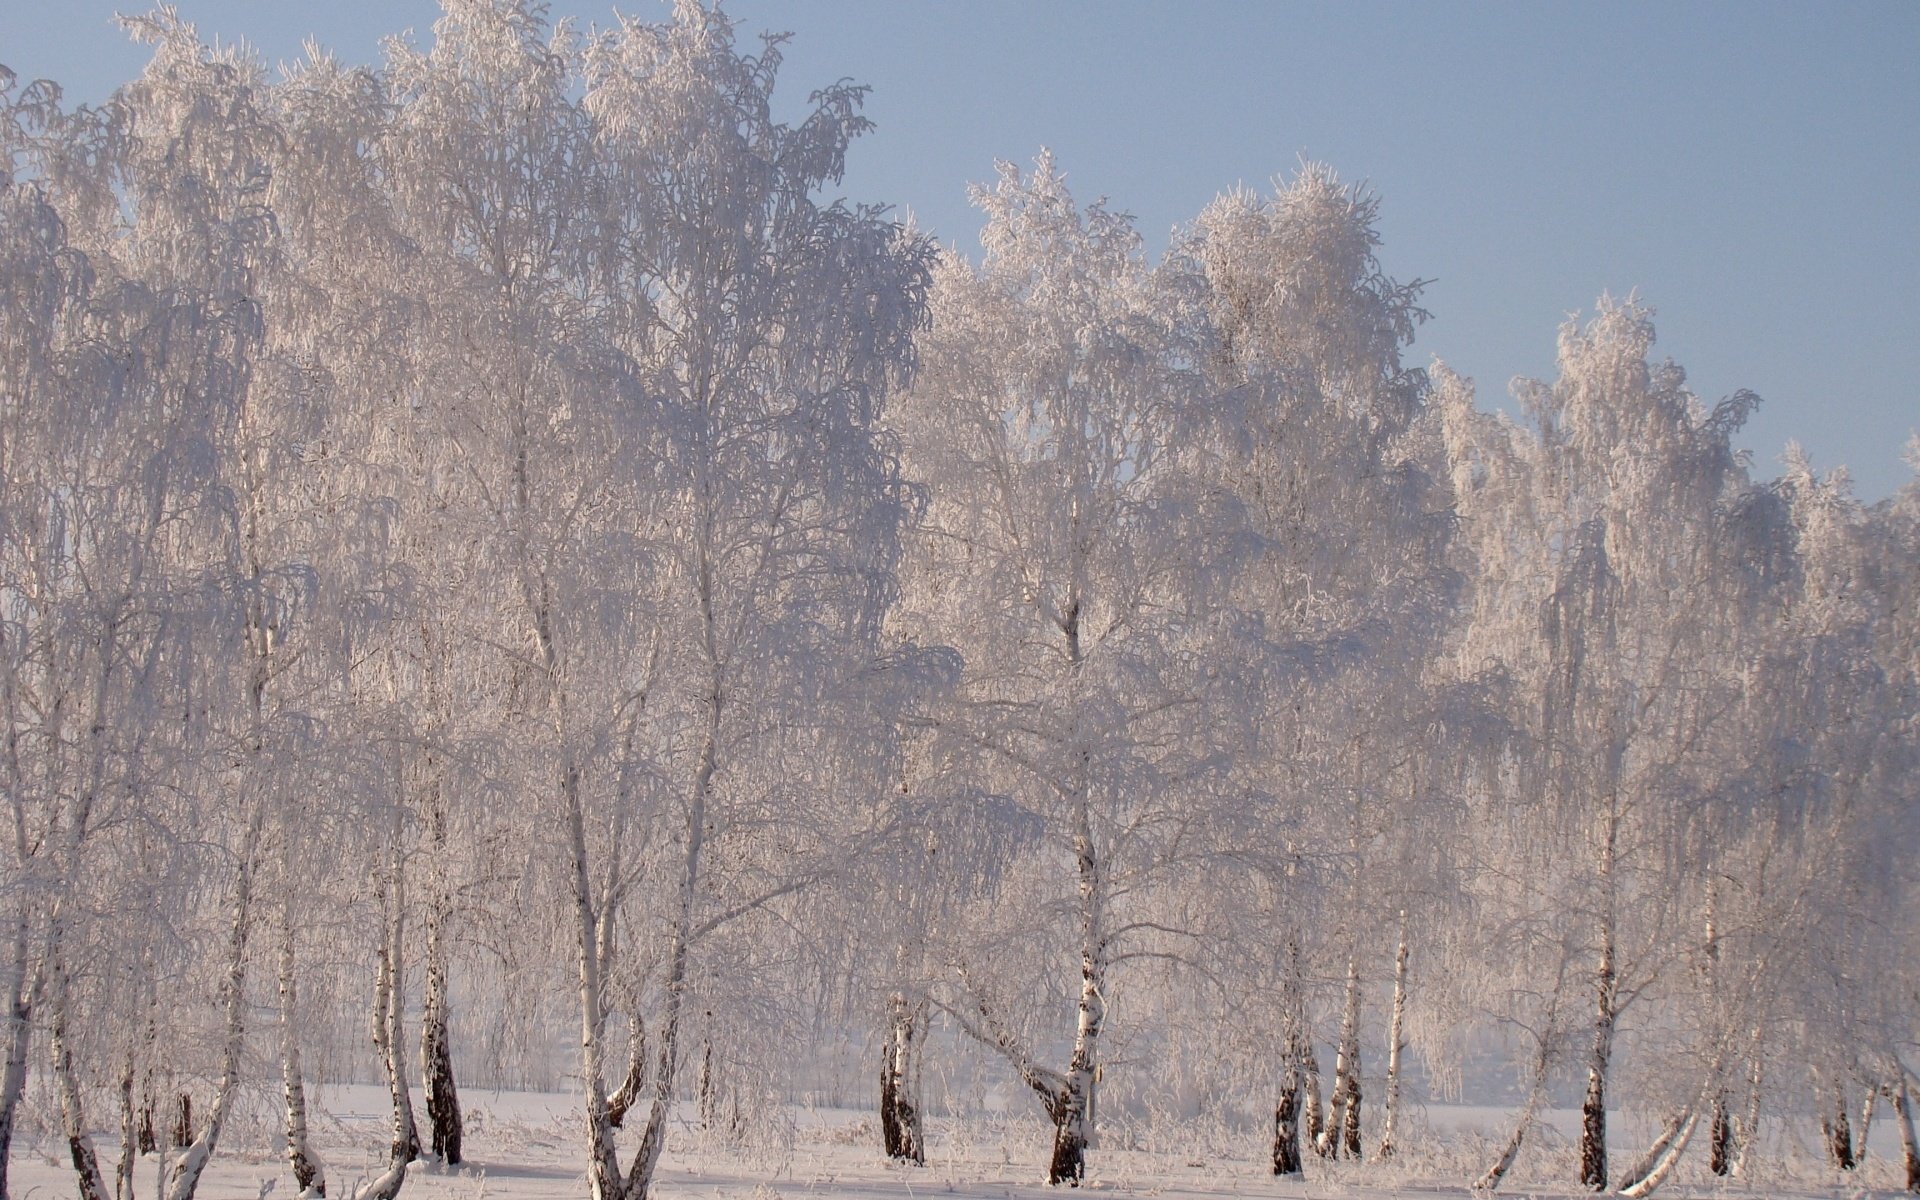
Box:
8, 1085, 1915, 1200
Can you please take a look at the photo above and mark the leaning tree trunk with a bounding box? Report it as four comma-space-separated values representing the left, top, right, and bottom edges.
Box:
623, 651, 724, 1200
1376, 911, 1410, 1161
280, 892, 326, 1197
165, 805, 265, 1200
1893, 1077, 1920, 1195
1474, 1043, 1552, 1192
879, 992, 927, 1164
50, 958, 111, 1200
358, 891, 416, 1200
370, 813, 420, 1177
1616, 1108, 1699, 1199
605, 1012, 647, 1129
563, 750, 627, 1200
1477, 963, 1566, 1194
1615, 1104, 1694, 1196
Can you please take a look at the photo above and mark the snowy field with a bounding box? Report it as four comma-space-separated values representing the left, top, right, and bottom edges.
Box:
7, 1085, 1915, 1200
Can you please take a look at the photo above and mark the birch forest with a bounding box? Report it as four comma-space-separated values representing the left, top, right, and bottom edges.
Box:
3, 4, 1919, 1199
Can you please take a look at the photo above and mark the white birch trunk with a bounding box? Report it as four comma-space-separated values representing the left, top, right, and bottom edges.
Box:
1579, 815, 1619, 1192
1328, 954, 1363, 1159
0, 913, 36, 1200
51, 959, 111, 1200
564, 749, 626, 1200
605, 1012, 647, 1130
280, 893, 326, 1197
115, 1032, 138, 1200
1272, 936, 1309, 1178
1729, 1051, 1763, 1177
1304, 1044, 1328, 1158
1893, 1078, 1920, 1194
1475, 965, 1564, 1193
419, 789, 460, 1165
1615, 1105, 1693, 1194
165, 804, 264, 1200
1859, 1089, 1876, 1164
879, 992, 926, 1164
369, 809, 419, 1178
628, 672, 718, 1200
1615, 1108, 1699, 1199
417, 627, 461, 1166
1376, 910, 1409, 1161
1473, 1053, 1550, 1193
1047, 608, 1104, 1187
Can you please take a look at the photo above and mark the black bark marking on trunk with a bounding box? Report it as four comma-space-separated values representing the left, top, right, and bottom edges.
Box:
423, 1032, 461, 1165
1047, 1109, 1086, 1186
878, 1001, 924, 1165
1825, 1089, 1857, 1170
1709, 1090, 1731, 1176
1272, 1084, 1302, 1177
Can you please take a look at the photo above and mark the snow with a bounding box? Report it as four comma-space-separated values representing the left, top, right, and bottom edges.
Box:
8, 1086, 1914, 1200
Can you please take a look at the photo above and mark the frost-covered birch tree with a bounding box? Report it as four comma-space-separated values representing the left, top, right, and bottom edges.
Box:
895, 153, 1229, 1185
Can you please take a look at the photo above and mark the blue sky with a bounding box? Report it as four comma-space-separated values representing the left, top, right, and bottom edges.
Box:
4, 1, 1915, 498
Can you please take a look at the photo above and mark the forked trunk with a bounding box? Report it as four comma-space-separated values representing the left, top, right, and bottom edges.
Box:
1327, 955, 1362, 1159
624, 661, 724, 1200
370, 818, 419, 1177
165, 805, 265, 1200
605, 1013, 647, 1129
562, 755, 626, 1200
1304, 1044, 1328, 1157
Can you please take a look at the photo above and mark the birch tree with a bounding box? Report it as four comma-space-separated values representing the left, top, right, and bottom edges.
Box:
895, 152, 1230, 1185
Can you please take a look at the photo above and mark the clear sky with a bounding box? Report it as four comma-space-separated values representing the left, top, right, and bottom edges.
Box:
4, 1, 1916, 498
